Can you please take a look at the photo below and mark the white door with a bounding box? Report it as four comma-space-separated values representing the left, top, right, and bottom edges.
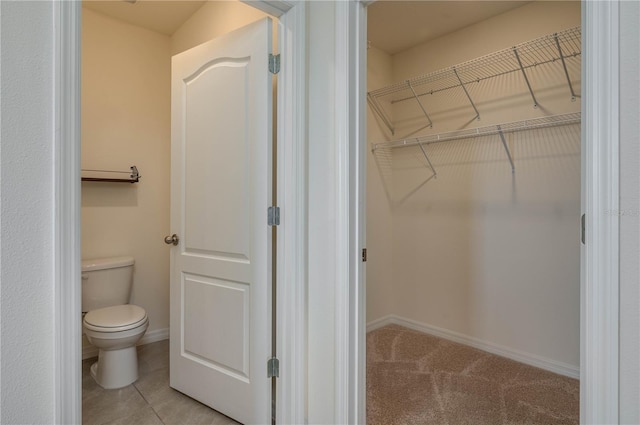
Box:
169, 18, 273, 425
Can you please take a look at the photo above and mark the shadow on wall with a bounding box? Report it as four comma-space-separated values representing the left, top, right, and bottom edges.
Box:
374, 123, 580, 210
82, 183, 139, 207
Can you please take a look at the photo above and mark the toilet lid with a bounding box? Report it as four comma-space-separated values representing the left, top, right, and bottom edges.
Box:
84, 304, 147, 332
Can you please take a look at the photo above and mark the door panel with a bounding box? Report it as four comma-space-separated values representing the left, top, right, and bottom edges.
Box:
182, 275, 249, 377
170, 18, 273, 425
184, 60, 250, 259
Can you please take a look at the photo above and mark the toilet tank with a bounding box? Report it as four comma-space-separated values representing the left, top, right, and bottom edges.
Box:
82, 256, 134, 312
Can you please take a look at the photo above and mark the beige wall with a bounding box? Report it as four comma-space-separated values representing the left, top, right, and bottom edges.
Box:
366, 46, 395, 322
171, 1, 269, 55
393, 1, 581, 82
81, 8, 171, 340
367, 1, 581, 369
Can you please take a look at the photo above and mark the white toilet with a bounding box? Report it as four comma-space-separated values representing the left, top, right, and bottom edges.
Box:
82, 256, 149, 389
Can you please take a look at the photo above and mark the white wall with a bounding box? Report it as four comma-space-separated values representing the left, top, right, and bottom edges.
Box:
0, 1, 55, 423
619, 0, 640, 422
81, 8, 171, 343
367, 1, 582, 370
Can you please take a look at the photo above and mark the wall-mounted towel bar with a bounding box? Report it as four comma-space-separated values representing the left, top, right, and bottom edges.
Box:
81, 166, 141, 183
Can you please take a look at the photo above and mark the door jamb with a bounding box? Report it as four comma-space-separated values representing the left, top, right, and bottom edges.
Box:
53, 1, 307, 424
581, 1, 621, 423
262, 2, 309, 423
54, 2, 82, 423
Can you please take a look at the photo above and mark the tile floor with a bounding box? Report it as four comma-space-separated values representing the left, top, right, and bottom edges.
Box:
82, 340, 239, 425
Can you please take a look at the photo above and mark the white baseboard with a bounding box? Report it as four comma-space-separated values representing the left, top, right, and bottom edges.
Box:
367, 315, 579, 379
82, 327, 170, 360
139, 327, 170, 346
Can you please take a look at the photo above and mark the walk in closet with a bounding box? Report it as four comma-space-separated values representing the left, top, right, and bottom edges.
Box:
366, 1, 581, 423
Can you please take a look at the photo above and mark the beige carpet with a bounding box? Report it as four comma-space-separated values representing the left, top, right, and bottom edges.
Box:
367, 325, 579, 425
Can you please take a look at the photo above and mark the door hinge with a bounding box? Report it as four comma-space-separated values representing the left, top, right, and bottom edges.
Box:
267, 357, 279, 378
269, 54, 280, 74
362, 248, 367, 262
581, 213, 585, 245
268, 206, 280, 226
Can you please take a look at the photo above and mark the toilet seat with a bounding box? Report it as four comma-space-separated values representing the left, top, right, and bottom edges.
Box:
84, 304, 148, 333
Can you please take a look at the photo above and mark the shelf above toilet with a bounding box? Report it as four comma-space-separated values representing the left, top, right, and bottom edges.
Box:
81, 165, 141, 183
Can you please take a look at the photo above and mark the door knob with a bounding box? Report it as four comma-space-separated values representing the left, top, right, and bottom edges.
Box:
164, 234, 179, 246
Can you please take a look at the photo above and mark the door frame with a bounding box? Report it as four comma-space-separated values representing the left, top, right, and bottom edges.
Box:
579, 1, 621, 422
53, 1, 307, 424
54, 0, 623, 423
336, 0, 621, 423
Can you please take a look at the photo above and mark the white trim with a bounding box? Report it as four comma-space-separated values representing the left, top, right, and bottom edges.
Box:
349, 2, 367, 425
237, 3, 309, 422
82, 328, 170, 360
334, 2, 351, 423
367, 315, 580, 379
334, 2, 368, 423
138, 327, 170, 346
82, 346, 97, 361
581, 1, 620, 423
54, 1, 82, 424
241, 0, 294, 18
274, 2, 307, 424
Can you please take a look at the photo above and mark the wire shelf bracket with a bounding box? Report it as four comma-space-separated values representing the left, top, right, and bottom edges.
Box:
367, 93, 396, 135
407, 80, 434, 129
416, 140, 437, 177
513, 47, 538, 108
553, 33, 579, 101
452, 66, 480, 120
497, 125, 516, 173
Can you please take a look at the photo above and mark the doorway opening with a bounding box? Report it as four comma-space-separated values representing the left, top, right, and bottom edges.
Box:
79, 2, 279, 424
364, 1, 582, 423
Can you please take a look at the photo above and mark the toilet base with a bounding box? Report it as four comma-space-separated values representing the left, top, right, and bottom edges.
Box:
91, 345, 139, 389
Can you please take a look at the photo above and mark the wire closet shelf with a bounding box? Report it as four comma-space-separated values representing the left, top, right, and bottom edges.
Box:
367, 26, 581, 135
372, 112, 581, 174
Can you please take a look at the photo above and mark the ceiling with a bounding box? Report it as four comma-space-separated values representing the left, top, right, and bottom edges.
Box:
82, 1, 531, 50
368, 1, 532, 55
82, 0, 206, 35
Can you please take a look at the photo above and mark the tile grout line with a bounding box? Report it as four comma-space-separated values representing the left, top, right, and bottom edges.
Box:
132, 380, 151, 406
137, 350, 171, 425
152, 407, 166, 425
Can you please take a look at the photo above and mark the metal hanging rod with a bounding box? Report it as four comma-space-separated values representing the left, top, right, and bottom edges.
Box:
81, 165, 141, 183
372, 112, 581, 152
368, 26, 581, 134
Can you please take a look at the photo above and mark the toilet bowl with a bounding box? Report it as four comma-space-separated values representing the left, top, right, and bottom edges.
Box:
82, 256, 149, 389
83, 304, 149, 389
